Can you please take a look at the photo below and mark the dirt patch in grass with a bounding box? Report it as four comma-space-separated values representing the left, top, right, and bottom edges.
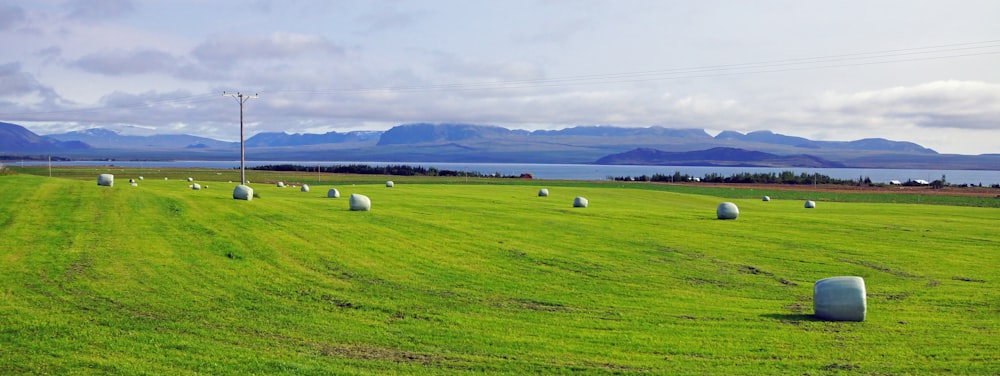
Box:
952, 276, 986, 283
321, 344, 455, 366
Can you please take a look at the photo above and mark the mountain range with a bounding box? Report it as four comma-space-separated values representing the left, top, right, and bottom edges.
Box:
2, 121, 998, 170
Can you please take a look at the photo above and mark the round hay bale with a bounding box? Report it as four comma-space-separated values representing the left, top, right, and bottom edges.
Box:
716, 202, 739, 220
164, 177, 168, 180
277, 181, 285, 188
138, 176, 144, 180
187, 177, 193, 182
813, 276, 866, 321
97, 174, 114, 187
386, 181, 394, 188
191, 183, 201, 190
573, 196, 588, 208
327, 188, 340, 198
233, 184, 253, 201
538, 188, 549, 197
349, 194, 371, 211
129, 178, 135, 183
130, 182, 138, 187
804, 200, 816, 208
762, 195, 770, 202
301, 184, 310, 192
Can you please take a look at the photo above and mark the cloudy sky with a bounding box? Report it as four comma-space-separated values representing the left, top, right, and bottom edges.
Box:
2, 0, 999, 154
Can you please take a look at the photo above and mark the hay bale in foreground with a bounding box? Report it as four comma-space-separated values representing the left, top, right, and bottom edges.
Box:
97, 174, 114, 187
301, 184, 310, 192
191, 183, 201, 190
233, 185, 253, 201
277, 181, 285, 188
814, 276, 866, 321
349, 194, 371, 211
327, 188, 340, 198
386, 181, 394, 188
805, 200, 816, 208
573, 196, 588, 208
538, 188, 549, 197
716, 202, 739, 220
762, 195, 770, 201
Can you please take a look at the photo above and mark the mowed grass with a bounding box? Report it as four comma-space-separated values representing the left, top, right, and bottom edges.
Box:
0, 173, 997, 375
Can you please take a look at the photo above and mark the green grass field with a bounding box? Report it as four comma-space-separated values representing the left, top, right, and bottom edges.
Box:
0, 170, 997, 375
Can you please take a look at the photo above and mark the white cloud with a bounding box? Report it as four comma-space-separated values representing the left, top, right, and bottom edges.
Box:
191, 32, 345, 67
817, 80, 1000, 130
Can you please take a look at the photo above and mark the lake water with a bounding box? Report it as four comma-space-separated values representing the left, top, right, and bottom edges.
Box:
11, 160, 1000, 185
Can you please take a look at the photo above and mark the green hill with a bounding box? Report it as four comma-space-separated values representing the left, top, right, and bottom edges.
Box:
0, 172, 996, 374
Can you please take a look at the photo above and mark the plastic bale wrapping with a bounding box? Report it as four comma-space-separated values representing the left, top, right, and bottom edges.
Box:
301, 184, 310, 192
386, 181, 394, 188
349, 194, 371, 211
573, 196, 588, 208
805, 200, 816, 208
97, 174, 114, 187
814, 276, 867, 322
762, 195, 770, 201
277, 181, 285, 188
538, 188, 549, 197
716, 202, 739, 220
327, 188, 340, 198
191, 183, 201, 190
233, 185, 253, 201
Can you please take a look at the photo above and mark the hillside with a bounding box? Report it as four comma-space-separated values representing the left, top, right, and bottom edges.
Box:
594, 147, 846, 168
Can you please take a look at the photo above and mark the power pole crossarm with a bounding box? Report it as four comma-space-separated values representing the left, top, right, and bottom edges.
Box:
223, 91, 258, 186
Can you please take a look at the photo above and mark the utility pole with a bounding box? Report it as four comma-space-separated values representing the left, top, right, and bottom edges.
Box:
223, 91, 258, 185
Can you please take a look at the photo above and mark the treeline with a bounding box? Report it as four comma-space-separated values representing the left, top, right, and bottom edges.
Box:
249, 164, 524, 178
611, 171, 871, 185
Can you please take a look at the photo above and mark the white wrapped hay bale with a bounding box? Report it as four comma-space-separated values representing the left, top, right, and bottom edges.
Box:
277, 181, 285, 188
327, 188, 340, 198
97, 174, 114, 187
716, 202, 739, 220
573, 196, 588, 208
386, 181, 394, 188
814, 276, 867, 322
164, 177, 169, 180
762, 195, 770, 202
130, 182, 138, 187
187, 177, 193, 182
191, 183, 201, 190
138, 176, 144, 180
233, 185, 253, 201
349, 194, 371, 211
538, 188, 549, 197
805, 200, 816, 208
301, 184, 310, 192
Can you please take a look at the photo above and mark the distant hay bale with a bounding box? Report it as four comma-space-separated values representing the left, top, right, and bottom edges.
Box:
233, 184, 253, 201
301, 184, 309, 192
191, 183, 201, 190
187, 177, 193, 182
128, 178, 135, 183
813, 276, 867, 322
386, 181, 394, 188
762, 195, 770, 201
573, 196, 588, 208
164, 177, 168, 180
538, 188, 549, 197
130, 182, 138, 187
327, 188, 340, 198
349, 194, 371, 211
716, 202, 739, 220
804, 200, 816, 208
138, 176, 143, 180
97, 174, 114, 187
277, 181, 285, 187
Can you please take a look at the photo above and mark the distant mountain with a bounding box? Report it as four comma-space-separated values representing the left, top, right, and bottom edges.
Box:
595, 147, 846, 168
46, 128, 235, 149
716, 130, 935, 153
532, 125, 711, 139
0, 122, 90, 153
377, 123, 520, 145
245, 130, 382, 147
